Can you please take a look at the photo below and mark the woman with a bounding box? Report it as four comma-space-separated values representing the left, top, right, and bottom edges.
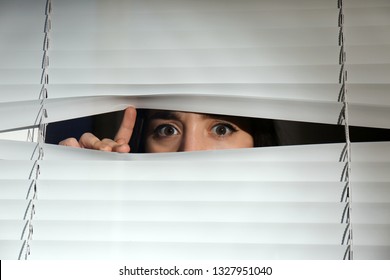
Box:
59, 107, 277, 152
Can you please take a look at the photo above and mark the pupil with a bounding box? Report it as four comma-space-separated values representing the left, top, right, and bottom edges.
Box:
165, 126, 174, 135
216, 126, 226, 135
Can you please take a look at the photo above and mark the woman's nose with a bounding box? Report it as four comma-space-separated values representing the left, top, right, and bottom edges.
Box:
178, 133, 207, 152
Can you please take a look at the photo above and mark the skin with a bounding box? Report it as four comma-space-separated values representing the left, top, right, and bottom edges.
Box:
59, 107, 254, 153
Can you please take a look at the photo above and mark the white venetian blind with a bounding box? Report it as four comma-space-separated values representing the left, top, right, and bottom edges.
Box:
0, 0, 389, 259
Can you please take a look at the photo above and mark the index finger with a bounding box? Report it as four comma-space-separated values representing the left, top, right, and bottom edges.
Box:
114, 106, 137, 145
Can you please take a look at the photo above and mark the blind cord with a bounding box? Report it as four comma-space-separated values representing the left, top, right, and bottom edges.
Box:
338, 0, 353, 260
19, 0, 51, 260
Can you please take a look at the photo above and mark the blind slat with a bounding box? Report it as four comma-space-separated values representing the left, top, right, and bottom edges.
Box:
45, 46, 390, 68
349, 103, 390, 129
353, 203, 390, 224
0, 85, 42, 103
2, 140, 347, 161
344, 7, 390, 26
0, 241, 24, 260
344, 0, 390, 8
25, 241, 347, 260
0, 200, 347, 223
0, 69, 43, 85
54, 0, 339, 12
37, 161, 346, 181
2, 180, 389, 203
0, 160, 346, 181
1, 220, 346, 244
354, 224, 390, 245
51, 9, 339, 31
3, 201, 387, 224
353, 246, 390, 260
0, 52, 43, 69
50, 29, 339, 50
0, 32, 45, 51
48, 66, 340, 84
348, 65, 390, 84
346, 46, 390, 64
0, 179, 346, 203
44, 83, 342, 102
346, 26, 390, 45
348, 84, 390, 106
4, 141, 389, 164
0, 96, 344, 132
48, 47, 340, 68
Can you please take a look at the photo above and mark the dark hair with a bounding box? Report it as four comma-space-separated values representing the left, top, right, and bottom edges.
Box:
130, 109, 278, 153
251, 117, 278, 147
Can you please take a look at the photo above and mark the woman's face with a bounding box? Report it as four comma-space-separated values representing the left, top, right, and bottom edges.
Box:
144, 110, 254, 153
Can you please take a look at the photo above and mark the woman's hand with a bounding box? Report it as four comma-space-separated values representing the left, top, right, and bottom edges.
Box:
59, 107, 137, 153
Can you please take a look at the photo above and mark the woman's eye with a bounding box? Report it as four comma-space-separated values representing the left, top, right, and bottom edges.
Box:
155, 125, 179, 137
211, 124, 236, 136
